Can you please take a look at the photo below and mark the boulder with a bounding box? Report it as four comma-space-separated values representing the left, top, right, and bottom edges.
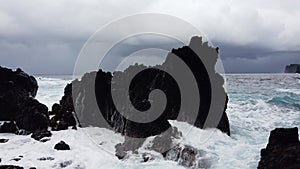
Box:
54, 141, 70, 150
49, 103, 61, 116
258, 127, 300, 169
0, 138, 9, 143
16, 98, 49, 132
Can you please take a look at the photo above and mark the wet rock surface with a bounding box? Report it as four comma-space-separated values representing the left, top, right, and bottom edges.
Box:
258, 127, 300, 169
31, 129, 52, 141
50, 84, 77, 131
0, 138, 9, 143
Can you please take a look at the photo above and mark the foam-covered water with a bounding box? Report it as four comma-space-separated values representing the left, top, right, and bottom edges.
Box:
31, 74, 299, 168
35, 75, 73, 108
223, 74, 300, 168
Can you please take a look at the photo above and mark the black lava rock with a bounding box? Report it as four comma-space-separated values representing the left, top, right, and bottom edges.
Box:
16, 98, 49, 132
164, 145, 201, 168
0, 67, 49, 133
0, 67, 38, 120
258, 127, 300, 169
31, 129, 52, 141
0, 138, 9, 143
37, 157, 55, 161
54, 37, 230, 138
0, 121, 18, 133
49, 84, 77, 131
54, 141, 70, 150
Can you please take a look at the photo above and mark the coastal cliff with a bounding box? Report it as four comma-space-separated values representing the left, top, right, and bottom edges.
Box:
285, 64, 300, 73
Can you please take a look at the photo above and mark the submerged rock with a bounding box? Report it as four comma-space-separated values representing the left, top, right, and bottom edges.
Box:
0, 138, 9, 143
179, 147, 197, 167
149, 126, 182, 156
115, 137, 146, 159
37, 157, 55, 161
258, 127, 300, 169
0, 165, 24, 169
10, 157, 22, 162
58, 160, 72, 168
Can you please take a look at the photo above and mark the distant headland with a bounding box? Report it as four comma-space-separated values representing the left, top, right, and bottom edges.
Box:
284, 64, 300, 73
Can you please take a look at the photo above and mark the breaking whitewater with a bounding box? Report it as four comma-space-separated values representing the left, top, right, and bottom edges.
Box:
0, 74, 299, 169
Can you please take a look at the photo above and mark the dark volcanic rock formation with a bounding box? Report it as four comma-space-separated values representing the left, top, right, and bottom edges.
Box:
49, 84, 77, 131
53, 36, 230, 138
0, 66, 49, 133
0, 67, 37, 120
285, 64, 300, 73
258, 127, 300, 169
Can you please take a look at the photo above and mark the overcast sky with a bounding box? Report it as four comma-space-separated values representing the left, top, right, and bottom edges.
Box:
0, 0, 299, 74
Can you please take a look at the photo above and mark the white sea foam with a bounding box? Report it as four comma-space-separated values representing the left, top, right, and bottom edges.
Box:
35, 76, 71, 109
1, 74, 299, 168
276, 88, 300, 95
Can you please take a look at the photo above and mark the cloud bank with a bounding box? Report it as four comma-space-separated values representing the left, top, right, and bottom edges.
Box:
0, 0, 299, 74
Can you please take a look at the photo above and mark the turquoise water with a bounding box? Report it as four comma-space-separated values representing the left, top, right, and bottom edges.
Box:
34, 74, 300, 168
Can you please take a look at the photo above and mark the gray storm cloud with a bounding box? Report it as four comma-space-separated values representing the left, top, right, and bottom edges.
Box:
0, 0, 299, 74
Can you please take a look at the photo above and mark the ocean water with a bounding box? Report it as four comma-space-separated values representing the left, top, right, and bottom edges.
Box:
2, 74, 298, 168
222, 74, 300, 168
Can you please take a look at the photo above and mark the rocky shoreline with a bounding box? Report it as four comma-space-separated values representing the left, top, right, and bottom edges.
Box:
0, 38, 299, 168
0, 64, 227, 168
1, 68, 299, 168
